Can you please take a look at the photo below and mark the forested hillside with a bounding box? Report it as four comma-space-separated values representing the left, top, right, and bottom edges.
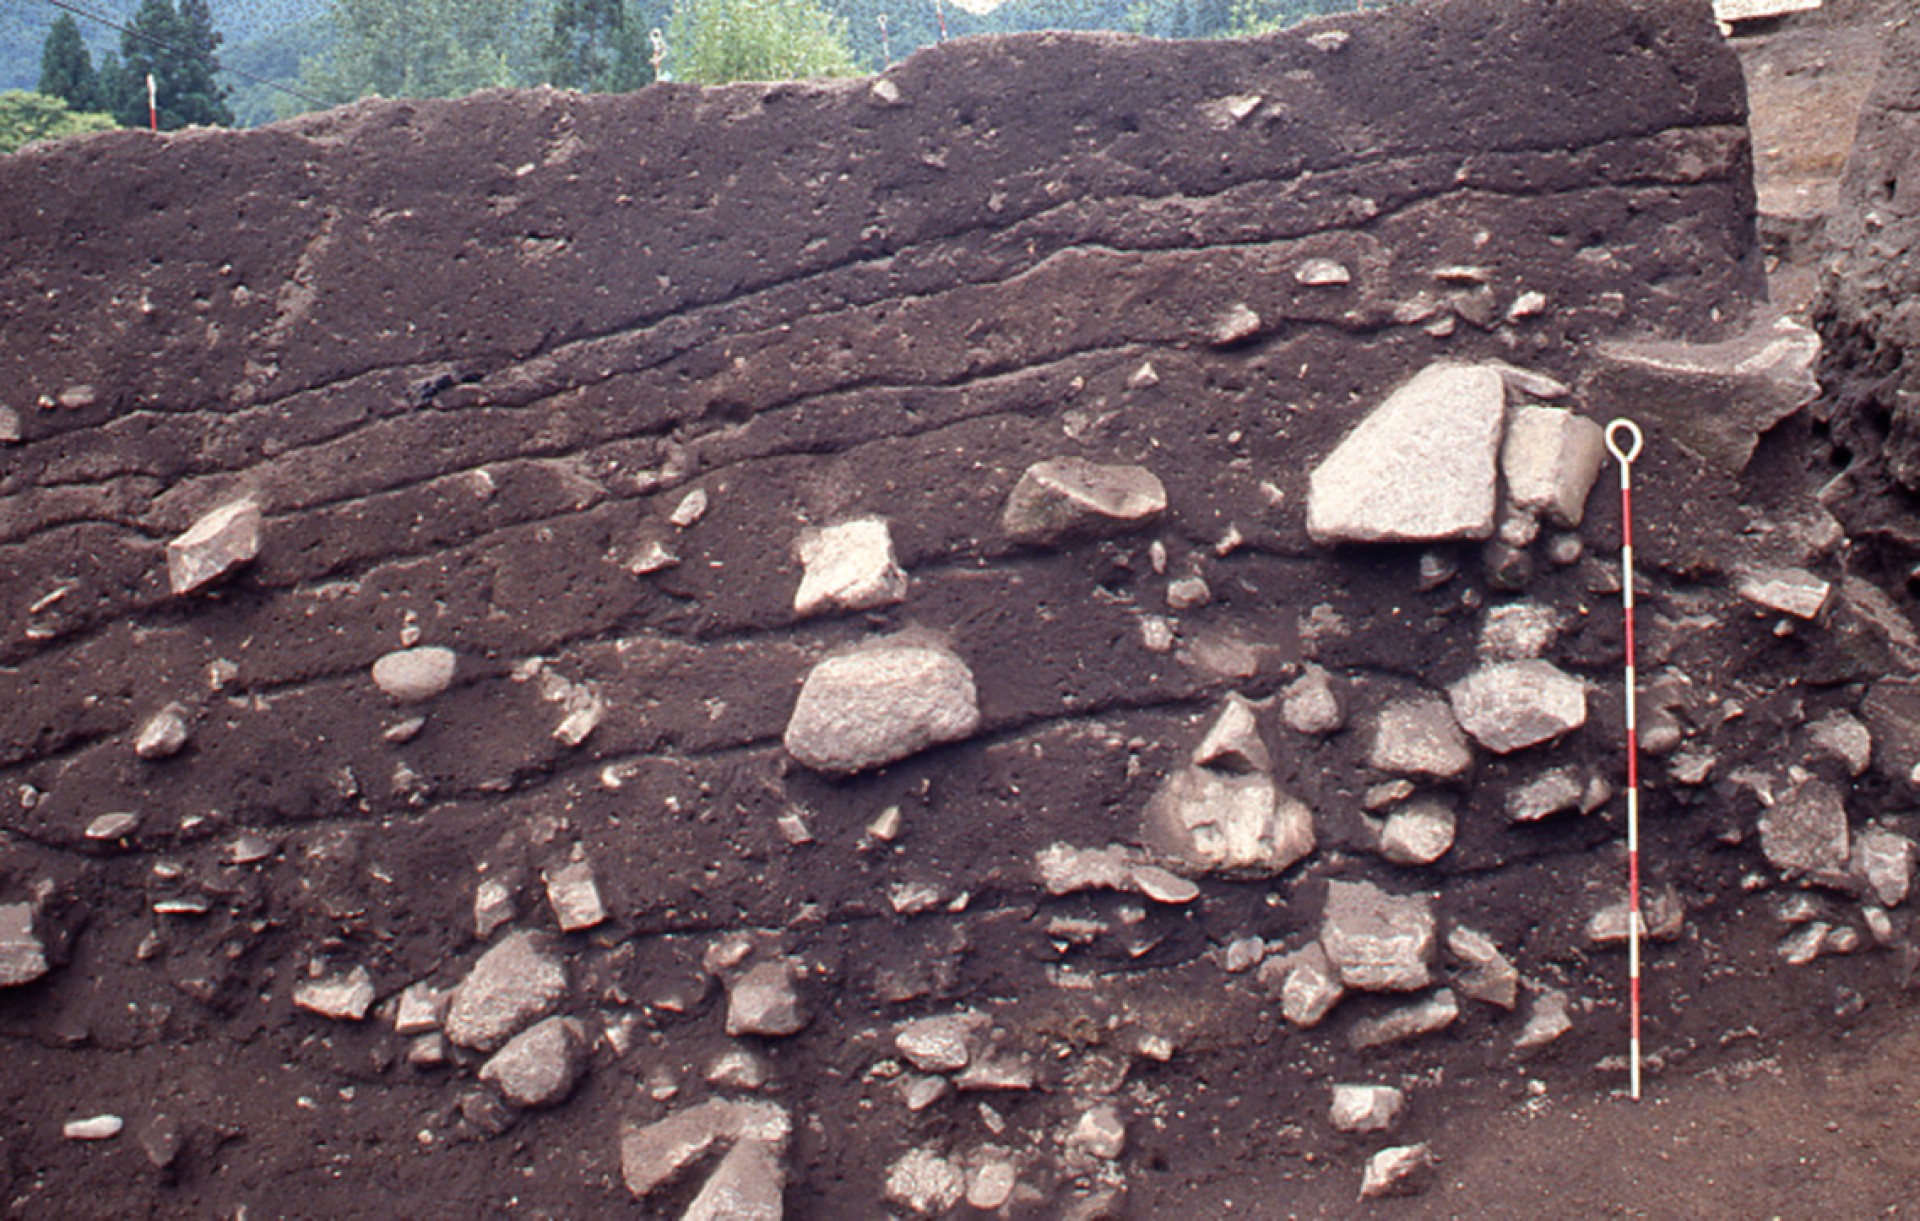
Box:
6, 0, 1369, 129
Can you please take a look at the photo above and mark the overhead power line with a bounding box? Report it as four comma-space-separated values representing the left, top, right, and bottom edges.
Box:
35, 0, 330, 112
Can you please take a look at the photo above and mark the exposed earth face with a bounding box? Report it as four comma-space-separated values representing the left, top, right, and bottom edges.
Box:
4, 1, 1920, 1217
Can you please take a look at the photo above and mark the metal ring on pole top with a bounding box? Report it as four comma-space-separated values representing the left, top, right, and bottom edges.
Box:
1606, 418, 1644, 467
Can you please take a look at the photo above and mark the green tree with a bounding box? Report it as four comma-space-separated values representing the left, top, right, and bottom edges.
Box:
109, 0, 235, 129
544, 0, 667, 90
38, 14, 101, 114
668, 0, 858, 85
0, 90, 119, 155
302, 0, 550, 103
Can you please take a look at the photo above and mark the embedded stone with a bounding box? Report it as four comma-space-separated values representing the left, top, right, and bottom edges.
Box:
1759, 778, 1850, 877
0, 903, 50, 987
1377, 798, 1455, 866
1447, 926, 1520, 1009
167, 499, 262, 595
1281, 664, 1345, 735
886, 1147, 966, 1215
620, 1099, 791, 1201
1809, 713, 1872, 777
1296, 257, 1352, 286
1306, 363, 1506, 544
1736, 565, 1832, 620
293, 965, 377, 1021
544, 857, 607, 932
1477, 601, 1566, 662
372, 647, 457, 703
1192, 693, 1271, 773
1329, 1084, 1405, 1134
783, 641, 980, 774
1260, 943, 1347, 1028
445, 930, 567, 1052
1066, 1103, 1127, 1160
1506, 767, 1585, 823
684, 1138, 786, 1221
1448, 660, 1587, 754
1361, 1144, 1436, 1199
1500, 405, 1606, 526
134, 704, 191, 760
895, 1012, 989, 1074
1350, 989, 1459, 1049
794, 517, 907, 617
1320, 880, 1435, 992
1143, 766, 1314, 878
1515, 988, 1573, 1050
1001, 458, 1167, 545
726, 960, 807, 1037
479, 1016, 587, 1108
1209, 302, 1263, 346
1851, 828, 1913, 907
1369, 698, 1472, 778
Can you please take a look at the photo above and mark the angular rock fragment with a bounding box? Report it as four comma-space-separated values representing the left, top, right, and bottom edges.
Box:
1369, 698, 1472, 778
1350, 989, 1459, 1049
1259, 943, 1345, 1028
1506, 767, 1585, 823
1320, 880, 1435, 992
0, 902, 50, 987
886, 1147, 966, 1215
620, 1098, 791, 1201
372, 646, 457, 703
394, 981, 449, 1035
134, 704, 191, 761
726, 960, 807, 1037
445, 930, 567, 1052
1447, 927, 1519, 1009
479, 1016, 587, 1108
1143, 767, 1314, 878
895, 1012, 989, 1074
1851, 828, 1913, 908
167, 499, 262, 595
1478, 601, 1565, 662
684, 1138, 786, 1221
84, 811, 140, 842
1034, 843, 1199, 905
1329, 1084, 1405, 1134
1808, 713, 1872, 777
1361, 1143, 1436, 1199
1296, 257, 1351, 286
1760, 778, 1850, 877
1586, 886, 1686, 944
1065, 1103, 1127, 1160
0, 406, 18, 443
1209, 302, 1263, 347
1500, 405, 1606, 526
1281, 664, 1345, 735
794, 517, 908, 617
474, 878, 516, 940
1000, 458, 1166, 545
1588, 312, 1819, 473
1307, 362, 1506, 544
1515, 988, 1573, 1050
1736, 566, 1831, 620
544, 857, 607, 932
1192, 693, 1271, 773
1448, 660, 1587, 753
1377, 798, 1455, 867
783, 641, 980, 774
294, 965, 377, 1021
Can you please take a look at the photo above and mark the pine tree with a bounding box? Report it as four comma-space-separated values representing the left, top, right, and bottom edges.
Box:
549, 0, 652, 90
111, 0, 234, 130
38, 13, 101, 114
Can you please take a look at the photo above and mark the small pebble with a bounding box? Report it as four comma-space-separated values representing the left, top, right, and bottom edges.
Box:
63, 1115, 124, 1141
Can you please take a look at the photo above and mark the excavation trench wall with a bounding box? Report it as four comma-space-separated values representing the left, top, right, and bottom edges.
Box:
7, 1, 1892, 1216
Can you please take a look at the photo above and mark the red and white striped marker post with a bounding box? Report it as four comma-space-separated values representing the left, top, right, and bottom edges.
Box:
146, 72, 158, 133
1606, 417, 1645, 1100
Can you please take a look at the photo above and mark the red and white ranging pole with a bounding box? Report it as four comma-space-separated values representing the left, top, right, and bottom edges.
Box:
1606, 417, 1646, 1100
